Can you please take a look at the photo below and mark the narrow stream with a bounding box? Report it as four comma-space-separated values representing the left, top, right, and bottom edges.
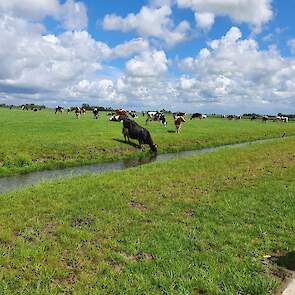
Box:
0, 137, 284, 194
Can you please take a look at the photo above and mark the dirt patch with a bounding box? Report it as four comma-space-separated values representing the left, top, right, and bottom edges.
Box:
71, 216, 94, 228
185, 209, 194, 217
129, 200, 147, 212
121, 252, 155, 262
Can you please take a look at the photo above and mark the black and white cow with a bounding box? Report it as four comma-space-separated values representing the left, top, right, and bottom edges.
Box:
93, 108, 99, 119
55, 106, 64, 114
146, 111, 167, 127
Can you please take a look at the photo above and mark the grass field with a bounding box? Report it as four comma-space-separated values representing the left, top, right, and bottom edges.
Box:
0, 137, 294, 294
0, 107, 295, 176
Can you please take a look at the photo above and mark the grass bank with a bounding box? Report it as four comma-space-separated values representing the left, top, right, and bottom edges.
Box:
0, 137, 294, 294
1, 108, 295, 176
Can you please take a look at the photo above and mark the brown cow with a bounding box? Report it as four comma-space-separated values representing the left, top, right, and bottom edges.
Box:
116, 109, 129, 116
174, 116, 186, 133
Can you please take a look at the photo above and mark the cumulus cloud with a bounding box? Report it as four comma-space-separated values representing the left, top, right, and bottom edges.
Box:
126, 50, 168, 77
0, 13, 151, 106
103, 5, 190, 47
177, 0, 272, 31
0, 0, 88, 30
177, 27, 295, 112
194, 12, 215, 30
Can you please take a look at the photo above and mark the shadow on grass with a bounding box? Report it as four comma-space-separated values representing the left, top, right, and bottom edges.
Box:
113, 138, 140, 149
168, 130, 176, 133
274, 252, 295, 271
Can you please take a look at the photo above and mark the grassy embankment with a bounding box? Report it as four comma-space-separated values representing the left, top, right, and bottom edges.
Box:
0, 137, 294, 294
1, 108, 295, 176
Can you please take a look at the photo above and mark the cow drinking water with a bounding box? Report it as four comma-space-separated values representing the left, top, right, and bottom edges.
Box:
122, 119, 157, 152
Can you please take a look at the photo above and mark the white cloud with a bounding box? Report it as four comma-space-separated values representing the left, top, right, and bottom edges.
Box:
112, 38, 150, 59
0, 0, 88, 30
177, 27, 295, 112
103, 5, 190, 47
195, 12, 214, 30
126, 50, 168, 77
0, 0, 60, 19
58, 0, 88, 31
177, 0, 272, 26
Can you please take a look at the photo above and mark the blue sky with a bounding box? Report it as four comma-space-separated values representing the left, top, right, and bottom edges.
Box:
0, 0, 295, 113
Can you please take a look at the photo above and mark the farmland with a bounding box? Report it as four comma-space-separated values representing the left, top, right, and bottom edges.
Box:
1, 107, 295, 176
0, 135, 294, 294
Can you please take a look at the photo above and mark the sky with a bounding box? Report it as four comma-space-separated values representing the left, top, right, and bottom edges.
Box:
0, 0, 295, 114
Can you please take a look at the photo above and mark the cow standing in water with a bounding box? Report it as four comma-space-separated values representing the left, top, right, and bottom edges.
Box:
174, 116, 186, 133
122, 119, 157, 152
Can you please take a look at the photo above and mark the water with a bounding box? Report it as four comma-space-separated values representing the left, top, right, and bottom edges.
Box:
0, 138, 283, 194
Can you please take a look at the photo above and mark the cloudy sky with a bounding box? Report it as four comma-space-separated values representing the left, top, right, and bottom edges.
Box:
0, 0, 295, 113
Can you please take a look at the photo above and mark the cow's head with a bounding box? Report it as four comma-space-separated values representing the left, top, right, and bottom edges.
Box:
150, 144, 158, 153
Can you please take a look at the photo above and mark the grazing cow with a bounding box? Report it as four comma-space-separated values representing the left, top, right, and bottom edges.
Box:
174, 116, 186, 133
227, 115, 241, 120
262, 115, 268, 122
146, 111, 167, 127
251, 116, 257, 120
33, 108, 38, 112
67, 107, 72, 113
116, 109, 129, 117
276, 116, 289, 123
190, 113, 202, 120
110, 114, 128, 122
142, 111, 145, 117
130, 112, 138, 119
93, 108, 99, 119
75, 107, 82, 119
173, 112, 186, 118
122, 119, 157, 152
55, 106, 64, 114
81, 108, 86, 115
21, 105, 29, 111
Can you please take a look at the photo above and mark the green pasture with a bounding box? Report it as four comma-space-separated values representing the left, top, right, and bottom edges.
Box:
0, 107, 295, 176
0, 137, 294, 294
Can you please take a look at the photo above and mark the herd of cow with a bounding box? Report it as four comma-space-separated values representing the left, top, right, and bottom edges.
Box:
19, 105, 290, 152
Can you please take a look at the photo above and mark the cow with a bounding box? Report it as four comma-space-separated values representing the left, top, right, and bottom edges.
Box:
146, 111, 167, 127
55, 106, 64, 114
116, 109, 129, 117
174, 116, 186, 133
75, 107, 82, 119
67, 107, 72, 113
109, 115, 128, 122
262, 115, 268, 123
81, 107, 86, 115
226, 115, 241, 120
33, 108, 38, 112
122, 119, 157, 152
173, 112, 186, 119
93, 108, 99, 119
130, 112, 138, 119
251, 116, 257, 120
21, 105, 29, 111
190, 113, 203, 120
276, 116, 289, 123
